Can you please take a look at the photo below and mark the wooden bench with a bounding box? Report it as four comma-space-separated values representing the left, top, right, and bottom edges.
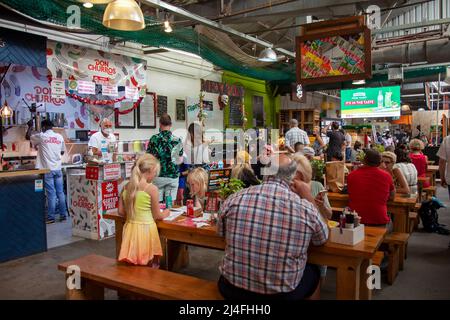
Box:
423, 186, 436, 200
408, 212, 418, 233
383, 232, 410, 285
58, 254, 223, 300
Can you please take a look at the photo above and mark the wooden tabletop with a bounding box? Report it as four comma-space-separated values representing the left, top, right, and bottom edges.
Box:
105, 212, 386, 260
0, 169, 50, 178
327, 192, 417, 206
427, 165, 439, 172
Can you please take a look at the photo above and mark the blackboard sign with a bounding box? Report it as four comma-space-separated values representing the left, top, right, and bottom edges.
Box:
229, 96, 243, 126
176, 99, 186, 121
157, 95, 168, 117
207, 168, 231, 191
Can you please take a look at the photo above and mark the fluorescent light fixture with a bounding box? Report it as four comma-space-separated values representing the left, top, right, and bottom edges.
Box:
160, 47, 202, 59
164, 14, 172, 33
83, 2, 94, 8
352, 79, 366, 85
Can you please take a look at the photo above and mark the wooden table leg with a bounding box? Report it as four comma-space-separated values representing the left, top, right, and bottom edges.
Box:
65, 277, 104, 300
359, 259, 372, 300
390, 207, 408, 233
336, 263, 361, 300
114, 219, 124, 259
160, 237, 189, 271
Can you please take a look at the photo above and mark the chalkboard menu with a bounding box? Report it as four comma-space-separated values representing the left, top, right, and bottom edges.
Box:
176, 99, 186, 121
157, 95, 168, 117
229, 96, 243, 126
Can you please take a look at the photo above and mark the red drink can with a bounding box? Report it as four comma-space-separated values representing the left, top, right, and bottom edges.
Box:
187, 199, 194, 217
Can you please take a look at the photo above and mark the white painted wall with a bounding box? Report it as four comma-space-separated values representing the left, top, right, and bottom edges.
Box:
90, 51, 223, 143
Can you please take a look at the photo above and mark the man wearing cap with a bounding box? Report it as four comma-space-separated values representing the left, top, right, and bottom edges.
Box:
301, 146, 315, 161
29, 119, 68, 224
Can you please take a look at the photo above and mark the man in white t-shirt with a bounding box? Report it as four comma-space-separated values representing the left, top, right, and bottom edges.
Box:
88, 118, 117, 162
437, 136, 450, 199
29, 119, 68, 224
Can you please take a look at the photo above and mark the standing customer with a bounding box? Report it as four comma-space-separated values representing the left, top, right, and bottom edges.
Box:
344, 131, 352, 162
312, 127, 326, 157
218, 154, 328, 300
437, 135, 450, 198
323, 122, 345, 162
184, 122, 210, 166
146, 114, 183, 202
118, 154, 170, 266
409, 139, 430, 188
29, 119, 68, 224
347, 149, 395, 228
285, 119, 309, 153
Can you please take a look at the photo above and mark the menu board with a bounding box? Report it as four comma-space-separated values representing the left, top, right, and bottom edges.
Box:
296, 26, 371, 85
115, 101, 135, 128
138, 92, 156, 128
229, 96, 243, 127
207, 168, 231, 191
157, 95, 168, 117
176, 99, 186, 121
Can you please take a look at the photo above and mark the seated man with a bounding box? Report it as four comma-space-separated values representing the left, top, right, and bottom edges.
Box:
294, 142, 305, 154
347, 149, 395, 228
218, 154, 328, 300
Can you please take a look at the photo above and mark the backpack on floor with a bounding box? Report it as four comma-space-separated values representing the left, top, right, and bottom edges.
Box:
418, 197, 450, 235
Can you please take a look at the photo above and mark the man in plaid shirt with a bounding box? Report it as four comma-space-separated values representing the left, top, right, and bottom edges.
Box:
285, 119, 310, 153
217, 154, 328, 300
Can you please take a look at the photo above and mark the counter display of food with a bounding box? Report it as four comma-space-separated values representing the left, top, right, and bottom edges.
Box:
0, 169, 49, 262
66, 162, 132, 240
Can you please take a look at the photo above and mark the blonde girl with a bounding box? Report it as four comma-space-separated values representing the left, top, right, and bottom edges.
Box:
186, 167, 209, 210
118, 154, 170, 267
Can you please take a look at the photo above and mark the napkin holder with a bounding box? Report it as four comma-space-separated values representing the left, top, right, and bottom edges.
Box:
329, 224, 365, 246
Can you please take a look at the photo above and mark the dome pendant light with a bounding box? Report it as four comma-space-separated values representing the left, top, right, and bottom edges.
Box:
258, 47, 278, 62
103, 0, 145, 31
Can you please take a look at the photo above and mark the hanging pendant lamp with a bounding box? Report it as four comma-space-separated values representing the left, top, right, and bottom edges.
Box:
103, 0, 145, 31
258, 48, 278, 62
0, 101, 13, 118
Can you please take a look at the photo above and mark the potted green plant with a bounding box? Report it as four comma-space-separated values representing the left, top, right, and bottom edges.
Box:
311, 159, 326, 183
218, 178, 245, 200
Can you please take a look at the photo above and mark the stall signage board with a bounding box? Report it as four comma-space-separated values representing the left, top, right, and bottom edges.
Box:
125, 86, 139, 100
208, 168, 231, 191
125, 162, 134, 178
340, 86, 401, 119
103, 163, 121, 180
102, 85, 118, 97
51, 79, 66, 99
101, 181, 119, 213
85, 166, 100, 180
77, 80, 96, 95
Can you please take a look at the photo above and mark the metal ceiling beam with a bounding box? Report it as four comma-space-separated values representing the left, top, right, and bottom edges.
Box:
373, 17, 450, 34
141, 0, 295, 57
240, 20, 293, 50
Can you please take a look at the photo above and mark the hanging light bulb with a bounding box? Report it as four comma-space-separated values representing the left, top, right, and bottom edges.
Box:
83, 2, 94, 8
0, 101, 13, 118
164, 13, 173, 33
103, 0, 145, 31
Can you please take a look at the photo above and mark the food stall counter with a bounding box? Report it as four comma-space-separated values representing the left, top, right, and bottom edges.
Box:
0, 168, 50, 262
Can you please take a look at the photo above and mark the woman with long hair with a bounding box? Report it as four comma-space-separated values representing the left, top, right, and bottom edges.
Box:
118, 154, 170, 267
184, 122, 210, 166
186, 167, 209, 211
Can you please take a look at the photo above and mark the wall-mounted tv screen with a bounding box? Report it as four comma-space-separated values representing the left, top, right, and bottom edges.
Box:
340, 86, 401, 119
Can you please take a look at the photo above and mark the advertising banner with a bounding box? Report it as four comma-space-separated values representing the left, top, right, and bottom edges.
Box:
101, 181, 119, 213
341, 86, 401, 119
47, 41, 147, 87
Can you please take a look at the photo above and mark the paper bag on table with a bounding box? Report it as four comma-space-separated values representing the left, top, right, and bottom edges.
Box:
326, 161, 345, 193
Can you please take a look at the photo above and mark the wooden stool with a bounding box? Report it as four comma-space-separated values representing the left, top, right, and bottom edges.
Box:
423, 186, 436, 200
408, 212, 419, 233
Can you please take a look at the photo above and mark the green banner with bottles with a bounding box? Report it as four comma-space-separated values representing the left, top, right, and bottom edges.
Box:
341, 86, 401, 119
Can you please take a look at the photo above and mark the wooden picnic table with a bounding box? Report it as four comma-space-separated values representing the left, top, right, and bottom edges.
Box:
104, 212, 386, 300
427, 165, 439, 186
327, 192, 417, 233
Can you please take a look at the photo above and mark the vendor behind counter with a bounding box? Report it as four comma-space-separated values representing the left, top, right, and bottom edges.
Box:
88, 118, 117, 162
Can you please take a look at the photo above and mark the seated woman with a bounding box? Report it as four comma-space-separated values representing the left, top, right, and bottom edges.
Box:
409, 139, 430, 188
292, 153, 332, 220
186, 167, 209, 211
350, 141, 363, 162
380, 151, 410, 194
394, 148, 418, 195
231, 163, 260, 188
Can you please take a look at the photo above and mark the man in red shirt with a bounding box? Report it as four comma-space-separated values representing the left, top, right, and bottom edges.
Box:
347, 149, 395, 226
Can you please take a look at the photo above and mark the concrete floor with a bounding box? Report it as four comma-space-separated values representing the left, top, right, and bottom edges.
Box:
1, 188, 449, 300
